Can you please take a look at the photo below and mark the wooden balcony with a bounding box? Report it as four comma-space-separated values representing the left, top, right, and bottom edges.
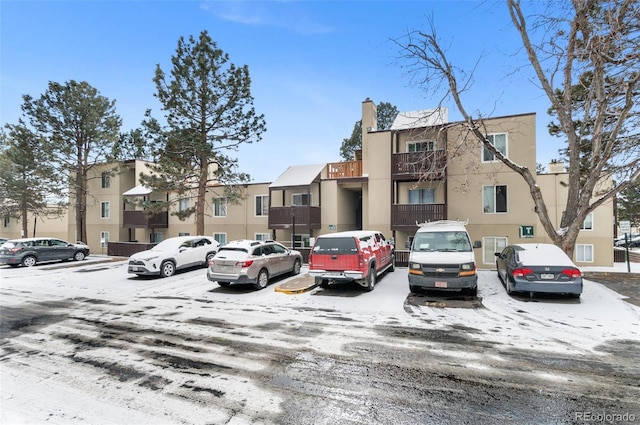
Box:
268, 206, 321, 230
392, 150, 446, 181
391, 204, 447, 231
123, 210, 169, 229
327, 160, 362, 179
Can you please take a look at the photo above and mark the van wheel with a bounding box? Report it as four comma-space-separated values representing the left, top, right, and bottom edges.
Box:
467, 286, 478, 297
316, 278, 329, 288
365, 267, 376, 292
253, 269, 269, 290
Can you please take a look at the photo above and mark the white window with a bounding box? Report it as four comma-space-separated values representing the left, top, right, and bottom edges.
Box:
409, 188, 435, 204
214, 198, 227, 217
292, 193, 311, 206
407, 141, 435, 153
214, 233, 227, 245
483, 185, 508, 213
255, 195, 269, 216
100, 231, 109, 248
101, 201, 110, 219
178, 198, 190, 212
483, 236, 508, 264
576, 244, 593, 262
482, 133, 508, 162
255, 233, 271, 241
581, 213, 593, 230
101, 172, 110, 189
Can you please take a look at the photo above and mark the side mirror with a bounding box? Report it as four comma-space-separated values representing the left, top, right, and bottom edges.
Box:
473, 241, 482, 249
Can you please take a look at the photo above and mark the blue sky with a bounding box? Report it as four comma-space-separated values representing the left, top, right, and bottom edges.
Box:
1, 0, 559, 182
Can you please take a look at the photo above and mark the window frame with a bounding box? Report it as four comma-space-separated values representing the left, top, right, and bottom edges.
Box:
580, 213, 594, 231
576, 244, 594, 262
178, 198, 190, 213
100, 201, 110, 219
255, 233, 271, 241
482, 236, 508, 264
213, 198, 227, 217
292, 193, 311, 206
100, 231, 110, 248
213, 233, 227, 245
482, 185, 508, 214
482, 133, 508, 162
255, 195, 269, 217
407, 140, 435, 153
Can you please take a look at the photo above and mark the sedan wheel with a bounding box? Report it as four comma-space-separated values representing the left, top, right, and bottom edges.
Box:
160, 261, 176, 278
21, 256, 37, 267
74, 251, 86, 261
253, 269, 269, 290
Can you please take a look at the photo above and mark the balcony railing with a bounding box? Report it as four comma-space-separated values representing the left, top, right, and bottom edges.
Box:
123, 210, 169, 229
391, 204, 446, 231
327, 160, 362, 179
392, 150, 446, 180
268, 206, 321, 230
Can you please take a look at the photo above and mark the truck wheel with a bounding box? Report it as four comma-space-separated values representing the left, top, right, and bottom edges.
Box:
365, 267, 376, 292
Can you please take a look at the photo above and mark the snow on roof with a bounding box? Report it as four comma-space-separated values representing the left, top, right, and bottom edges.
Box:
269, 164, 325, 188
122, 184, 152, 196
390, 108, 448, 130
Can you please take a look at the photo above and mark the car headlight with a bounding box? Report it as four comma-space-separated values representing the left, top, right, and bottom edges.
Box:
140, 255, 159, 262
459, 262, 476, 276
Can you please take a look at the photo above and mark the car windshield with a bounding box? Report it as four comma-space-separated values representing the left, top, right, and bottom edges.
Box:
413, 231, 472, 252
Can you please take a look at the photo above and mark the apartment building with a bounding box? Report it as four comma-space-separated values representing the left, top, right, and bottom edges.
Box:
0, 98, 614, 267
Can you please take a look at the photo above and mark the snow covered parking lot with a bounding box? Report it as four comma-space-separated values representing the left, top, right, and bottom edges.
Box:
1, 260, 639, 424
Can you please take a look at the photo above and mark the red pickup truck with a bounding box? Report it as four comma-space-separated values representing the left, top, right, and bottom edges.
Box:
308, 230, 395, 291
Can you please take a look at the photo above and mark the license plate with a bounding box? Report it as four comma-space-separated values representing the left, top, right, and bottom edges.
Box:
541, 273, 554, 280
435, 281, 448, 288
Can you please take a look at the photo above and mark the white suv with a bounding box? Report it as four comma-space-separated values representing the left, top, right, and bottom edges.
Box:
128, 236, 220, 278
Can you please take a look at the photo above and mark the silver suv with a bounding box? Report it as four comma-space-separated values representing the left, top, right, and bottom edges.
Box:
207, 240, 302, 290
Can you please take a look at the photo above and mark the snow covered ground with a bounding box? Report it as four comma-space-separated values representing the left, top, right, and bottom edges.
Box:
1, 259, 639, 424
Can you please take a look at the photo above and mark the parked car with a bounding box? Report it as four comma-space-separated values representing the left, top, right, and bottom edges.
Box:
407, 220, 481, 295
0, 237, 90, 267
207, 240, 302, 290
128, 236, 220, 278
614, 234, 640, 246
308, 230, 395, 291
495, 243, 582, 298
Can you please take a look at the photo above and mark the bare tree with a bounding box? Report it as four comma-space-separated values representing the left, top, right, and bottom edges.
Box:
396, 0, 640, 256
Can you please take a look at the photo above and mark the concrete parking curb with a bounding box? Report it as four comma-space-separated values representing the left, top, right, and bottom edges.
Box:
274, 274, 319, 294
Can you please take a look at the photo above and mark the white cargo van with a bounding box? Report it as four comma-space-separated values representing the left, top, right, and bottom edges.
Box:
407, 220, 481, 295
